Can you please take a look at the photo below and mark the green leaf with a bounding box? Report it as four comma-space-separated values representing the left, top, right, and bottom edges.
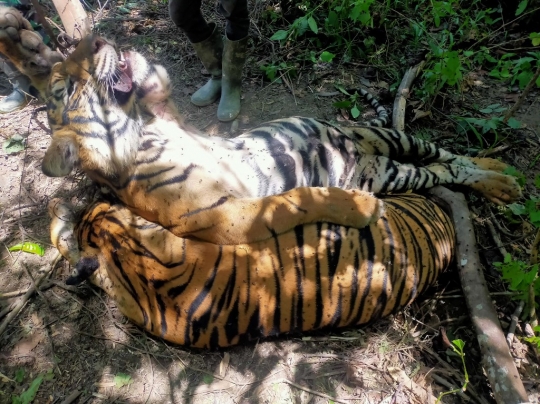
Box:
530, 32, 540, 47
320, 51, 335, 63
307, 17, 318, 34
117, 6, 130, 13
8, 243, 45, 257
114, 373, 132, 388
333, 100, 352, 108
15, 369, 25, 383
16, 375, 43, 404
516, 0, 528, 16
534, 174, 540, 189
270, 30, 288, 41
503, 166, 526, 187
203, 374, 214, 384
507, 117, 521, 129
351, 105, 360, 119
508, 203, 527, 216
327, 10, 338, 28
2, 135, 25, 155
452, 339, 465, 351
530, 208, 540, 227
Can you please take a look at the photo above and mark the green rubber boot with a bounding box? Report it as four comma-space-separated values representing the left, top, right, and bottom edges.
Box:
191, 23, 224, 107
217, 36, 248, 122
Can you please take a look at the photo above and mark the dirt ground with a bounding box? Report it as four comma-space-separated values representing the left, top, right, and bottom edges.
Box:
1, 1, 540, 403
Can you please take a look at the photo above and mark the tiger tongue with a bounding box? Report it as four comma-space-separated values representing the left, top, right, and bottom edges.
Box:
113, 69, 132, 93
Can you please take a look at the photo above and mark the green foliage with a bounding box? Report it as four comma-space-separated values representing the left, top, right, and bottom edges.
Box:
436, 339, 469, 403
495, 174, 540, 314
14, 370, 24, 384
3, 134, 26, 155
455, 104, 520, 147
264, 0, 537, 103
524, 326, 540, 348
202, 374, 214, 384
493, 254, 539, 300
333, 85, 369, 118
114, 373, 132, 388
489, 52, 540, 90
11, 375, 43, 404
531, 33, 540, 46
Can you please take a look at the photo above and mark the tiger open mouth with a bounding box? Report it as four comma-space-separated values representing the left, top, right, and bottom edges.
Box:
113, 52, 133, 95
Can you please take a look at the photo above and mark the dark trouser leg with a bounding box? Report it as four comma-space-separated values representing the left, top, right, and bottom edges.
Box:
168, 0, 212, 43
216, 0, 250, 41
169, 0, 223, 106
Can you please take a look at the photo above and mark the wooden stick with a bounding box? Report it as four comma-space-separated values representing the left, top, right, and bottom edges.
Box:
429, 187, 529, 404
507, 300, 524, 347
392, 61, 425, 131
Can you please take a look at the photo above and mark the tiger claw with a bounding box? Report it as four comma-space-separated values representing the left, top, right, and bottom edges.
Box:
0, 6, 63, 98
471, 172, 522, 205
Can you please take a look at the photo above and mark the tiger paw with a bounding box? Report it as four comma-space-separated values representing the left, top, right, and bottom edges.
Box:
470, 171, 522, 205
341, 189, 384, 228
0, 6, 63, 94
469, 157, 509, 173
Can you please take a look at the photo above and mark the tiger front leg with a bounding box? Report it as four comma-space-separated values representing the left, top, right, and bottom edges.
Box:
168, 187, 384, 245
426, 163, 521, 205
0, 6, 63, 98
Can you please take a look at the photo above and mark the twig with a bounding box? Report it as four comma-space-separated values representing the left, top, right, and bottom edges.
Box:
503, 65, 540, 124
486, 218, 508, 257
507, 300, 524, 348
529, 229, 540, 327
417, 345, 490, 404
476, 144, 510, 158
0, 279, 78, 299
429, 374, 472, 402
0, 252, 60, 337
392, 61, 425, 131
0, 302, 16, 319
60, 390, 81, 404
428, 187, 529, 404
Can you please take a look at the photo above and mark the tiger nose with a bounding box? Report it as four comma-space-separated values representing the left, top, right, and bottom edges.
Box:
92, 37, 114, 54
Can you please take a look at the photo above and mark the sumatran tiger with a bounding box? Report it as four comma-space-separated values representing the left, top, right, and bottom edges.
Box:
0, 6, 521, 246
49, 192, 455, 349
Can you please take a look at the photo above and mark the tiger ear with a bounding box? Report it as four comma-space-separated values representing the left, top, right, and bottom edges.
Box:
42, 130, 79, 177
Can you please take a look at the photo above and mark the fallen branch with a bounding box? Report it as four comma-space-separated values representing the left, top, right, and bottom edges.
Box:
429, 187, 529, 404
392, 61, 425, 131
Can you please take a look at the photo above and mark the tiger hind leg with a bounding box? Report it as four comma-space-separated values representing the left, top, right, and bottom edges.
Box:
355, 156, 521, 205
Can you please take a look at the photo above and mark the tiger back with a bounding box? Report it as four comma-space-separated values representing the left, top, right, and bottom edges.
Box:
50, 193, 455, 349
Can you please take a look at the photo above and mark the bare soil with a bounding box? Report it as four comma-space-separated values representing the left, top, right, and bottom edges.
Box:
0, 2, 539, 403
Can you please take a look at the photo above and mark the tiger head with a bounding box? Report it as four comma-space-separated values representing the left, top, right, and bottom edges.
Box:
0, 7, 178, 179
41, 35, 176, 178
